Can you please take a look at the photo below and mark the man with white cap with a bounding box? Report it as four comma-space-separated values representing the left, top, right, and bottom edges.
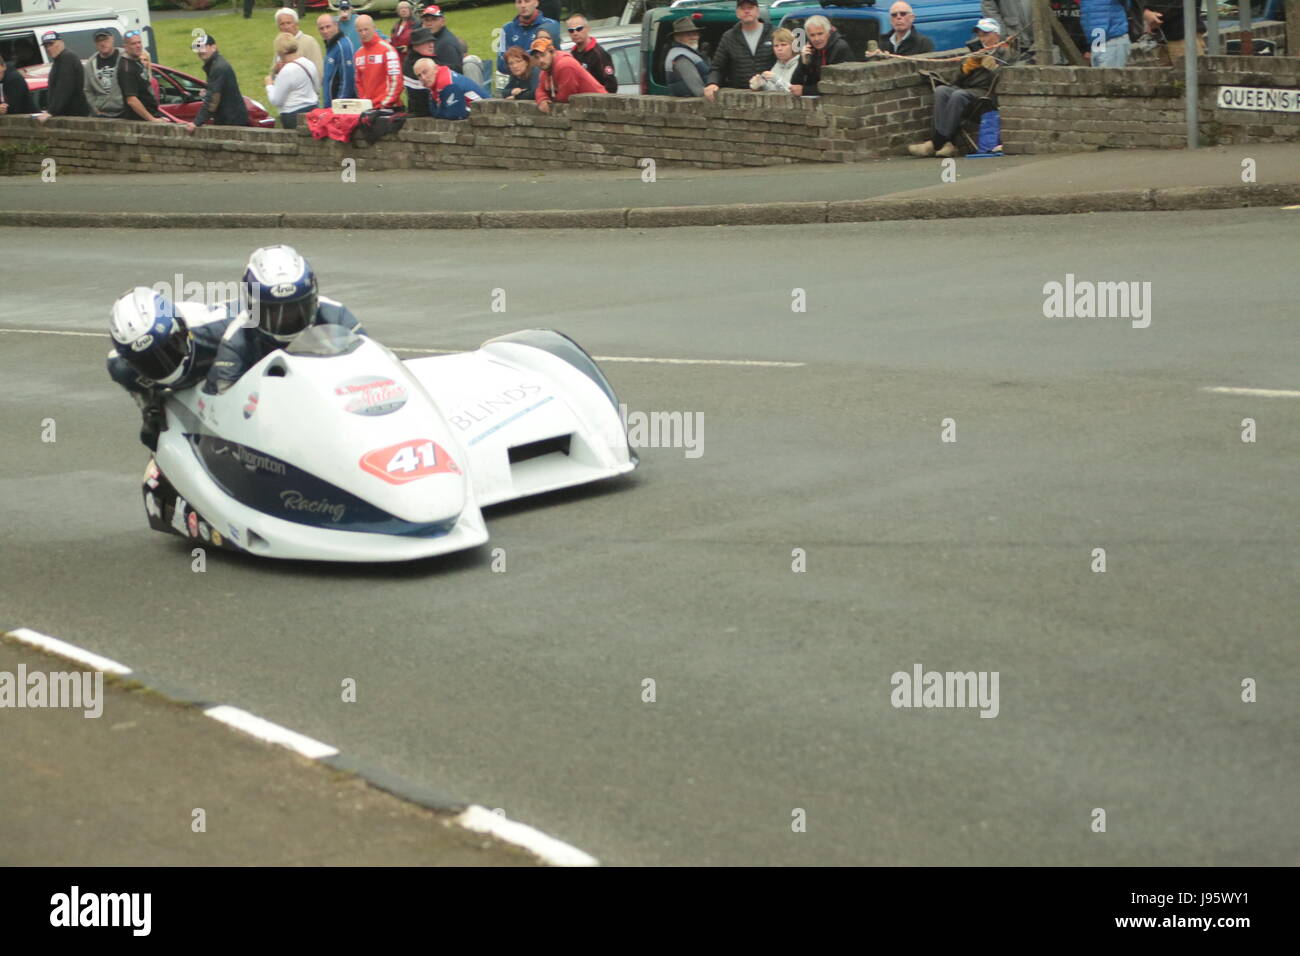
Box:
908, 18, 1003, 158
36, 31, 90, 120
981, 0, 1032, 61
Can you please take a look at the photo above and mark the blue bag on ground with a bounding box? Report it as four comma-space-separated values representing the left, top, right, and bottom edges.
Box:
977, 110, 1001, 153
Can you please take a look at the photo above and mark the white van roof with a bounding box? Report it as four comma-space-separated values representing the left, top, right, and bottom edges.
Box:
0, 9, 134, 30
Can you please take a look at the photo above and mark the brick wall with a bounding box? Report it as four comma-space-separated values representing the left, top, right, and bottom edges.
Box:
1002, 52, 1300, 153
1, 25, 1297, 175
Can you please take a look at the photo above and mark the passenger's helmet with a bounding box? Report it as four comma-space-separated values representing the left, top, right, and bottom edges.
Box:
242, 244, 319, 342
109, 287, 192, 386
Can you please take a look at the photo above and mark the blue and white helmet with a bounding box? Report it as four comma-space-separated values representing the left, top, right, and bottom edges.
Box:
109, 287, 192, 386
243, 244, 319, 342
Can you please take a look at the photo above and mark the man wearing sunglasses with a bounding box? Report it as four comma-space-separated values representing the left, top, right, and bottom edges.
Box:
565, 15, 617, 94
878, 3, 934, 56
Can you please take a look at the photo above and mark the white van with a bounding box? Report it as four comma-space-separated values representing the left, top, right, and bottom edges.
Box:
0, 3, 156, 71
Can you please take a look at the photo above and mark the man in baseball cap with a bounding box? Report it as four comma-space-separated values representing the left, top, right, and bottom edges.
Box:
418, 3, 465, 73
37, 30, 90, 120
702, 0, 775, 102
530, 35, 606, 113
86, 28, 126, 118
908, 17, 1001, 157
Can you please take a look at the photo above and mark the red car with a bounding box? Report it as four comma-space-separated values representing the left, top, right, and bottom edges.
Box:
23, 61, 275, 128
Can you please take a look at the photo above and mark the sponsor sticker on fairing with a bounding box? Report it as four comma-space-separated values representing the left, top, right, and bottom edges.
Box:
334, 376, 408, 417
360, 439, 461, 485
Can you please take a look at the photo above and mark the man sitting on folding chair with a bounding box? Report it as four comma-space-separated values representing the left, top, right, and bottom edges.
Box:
908, 18, 1004, 158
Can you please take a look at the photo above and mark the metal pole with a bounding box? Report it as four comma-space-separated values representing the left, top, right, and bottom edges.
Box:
1206, 0, 1220, 55
1184, 0, 1199, 147
1240, 0, 1255, 56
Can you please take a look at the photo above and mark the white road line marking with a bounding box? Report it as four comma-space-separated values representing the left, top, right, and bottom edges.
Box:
5, 628, 133, 675
1203, 386, 1300, 398
0, 327, 805, 368
203, 705, 340, 760
0, 328, 103, 337
455, 805, 599, 867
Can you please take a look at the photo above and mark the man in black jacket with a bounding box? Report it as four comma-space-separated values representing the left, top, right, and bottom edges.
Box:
1140, 0, 1205, 65
879, 3, 935, 56
703, 0, 775, 101
192, 35, 249, 127
117, 30, 167, 123
418, 5, 465, 74
797, 15, 854, 96
37, 32, 90, 120
566, 14, 617, 93
0, 58, 36, 115
404, 28, 437, 116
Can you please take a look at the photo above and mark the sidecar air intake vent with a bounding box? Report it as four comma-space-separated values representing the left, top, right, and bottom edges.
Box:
508, 434, 571, 464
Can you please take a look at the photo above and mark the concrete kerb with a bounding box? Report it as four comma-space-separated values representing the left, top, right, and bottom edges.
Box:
4, 183, 1299, 230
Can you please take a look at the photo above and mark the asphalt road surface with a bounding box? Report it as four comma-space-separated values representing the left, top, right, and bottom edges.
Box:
2, 209, 1297, 866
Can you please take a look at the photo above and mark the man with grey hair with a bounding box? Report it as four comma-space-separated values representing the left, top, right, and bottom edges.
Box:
271, 7, 323, 97
796, 13, 853, 96
879, 3, 935, 55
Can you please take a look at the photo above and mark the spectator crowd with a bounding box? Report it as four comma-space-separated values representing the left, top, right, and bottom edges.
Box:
0, 0, 1216, 151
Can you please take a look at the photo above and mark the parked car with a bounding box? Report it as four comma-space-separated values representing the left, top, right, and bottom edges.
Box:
640, 3, 767, 96
23, 61, 276, 128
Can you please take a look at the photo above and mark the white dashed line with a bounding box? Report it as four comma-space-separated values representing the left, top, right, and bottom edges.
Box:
6, 627, 133, 675
202, 705, 340, 760
0, 328, 805, 368
455, 805, 598, 867
1203, 386, 1300, 398
4, 624, 600, 865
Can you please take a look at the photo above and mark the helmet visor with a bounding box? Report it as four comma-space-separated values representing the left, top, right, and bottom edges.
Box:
262, 293, 317, 339
126, 325, 191, 383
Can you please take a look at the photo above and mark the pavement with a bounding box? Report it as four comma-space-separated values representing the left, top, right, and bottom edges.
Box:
2, 208, 1297, 866
2, 144, 1299, 228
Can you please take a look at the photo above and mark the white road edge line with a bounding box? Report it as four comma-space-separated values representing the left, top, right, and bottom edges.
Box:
455, 805, 599, 867
1202, 386, 1300, 398
0, 328, 805, 368
203, 705, 340, 760
6, 627, 133, 675
5, 625, 601, 865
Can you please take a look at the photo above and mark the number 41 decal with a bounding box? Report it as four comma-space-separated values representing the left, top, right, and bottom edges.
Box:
360, 438, 461, 485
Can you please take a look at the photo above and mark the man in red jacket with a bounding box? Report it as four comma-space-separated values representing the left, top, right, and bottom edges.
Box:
353, 13, 402, 107
530, 37, 607, 113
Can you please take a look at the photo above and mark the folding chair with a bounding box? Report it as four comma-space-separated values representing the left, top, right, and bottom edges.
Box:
917, 66, 1002, 155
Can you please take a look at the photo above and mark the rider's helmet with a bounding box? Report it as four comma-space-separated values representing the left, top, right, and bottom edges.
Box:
242, 244, 319, 343
109, 287, 192, 386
